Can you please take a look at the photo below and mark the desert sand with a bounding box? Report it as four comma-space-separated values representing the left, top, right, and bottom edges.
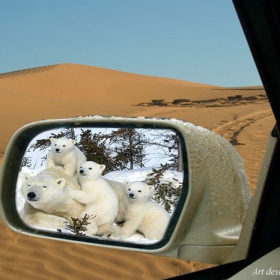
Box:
0, 64, 275, 279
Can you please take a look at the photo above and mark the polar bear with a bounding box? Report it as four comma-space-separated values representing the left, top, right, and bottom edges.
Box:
20, 166, 84, 229
121, 181, 170, 240
105, 178, 129, 223
46, 137, 86, 177
69, 161, 119, 236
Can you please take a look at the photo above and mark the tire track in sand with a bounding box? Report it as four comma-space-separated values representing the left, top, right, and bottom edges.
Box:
210, 109, 273, 145
210, 109, 274, 193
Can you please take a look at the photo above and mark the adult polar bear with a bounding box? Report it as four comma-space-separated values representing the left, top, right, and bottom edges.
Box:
69, 161, 119, 236
20, 166, 84, 229
20, 167, 128, 235
46, 137, 86, 177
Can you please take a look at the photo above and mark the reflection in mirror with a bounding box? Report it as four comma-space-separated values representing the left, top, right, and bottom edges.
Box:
16, 127, 184, 244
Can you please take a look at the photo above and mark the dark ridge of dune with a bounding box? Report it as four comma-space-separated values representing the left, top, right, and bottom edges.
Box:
0, 65, 59, 79
214, 86, 264, 91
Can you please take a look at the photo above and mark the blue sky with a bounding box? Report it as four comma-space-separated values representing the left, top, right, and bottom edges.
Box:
0, 1, 262, 87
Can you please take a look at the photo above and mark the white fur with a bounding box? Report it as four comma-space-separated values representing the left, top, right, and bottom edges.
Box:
69, 161, 119, 236
20, 166, 84, 229
46, 137, 86, 177
105, 178, 129, 223
121, 181, 170, 240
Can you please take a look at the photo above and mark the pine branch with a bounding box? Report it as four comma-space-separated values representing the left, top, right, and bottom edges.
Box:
57, 214, 96, 236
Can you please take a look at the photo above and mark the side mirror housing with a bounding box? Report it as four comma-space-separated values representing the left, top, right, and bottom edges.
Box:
0, 116, 251, 264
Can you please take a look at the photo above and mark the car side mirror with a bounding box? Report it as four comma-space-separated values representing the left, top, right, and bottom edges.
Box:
0, 116, 251, 264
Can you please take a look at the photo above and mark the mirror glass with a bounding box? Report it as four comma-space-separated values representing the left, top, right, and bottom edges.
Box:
16, 126, 185, 245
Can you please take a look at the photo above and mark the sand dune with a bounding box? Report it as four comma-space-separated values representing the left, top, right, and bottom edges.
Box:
0, 63, 275, 279
0, 63, 264, 106
0, 64, 216, 105
0, 63, 267, 153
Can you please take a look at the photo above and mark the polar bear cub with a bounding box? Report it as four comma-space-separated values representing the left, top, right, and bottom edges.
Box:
69, 161, 119, 236
46, 137, 86, 177
121, 181, 170, 240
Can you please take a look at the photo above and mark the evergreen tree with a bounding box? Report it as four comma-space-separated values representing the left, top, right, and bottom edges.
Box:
77, 129, 115, 173
21, 156, 32, 170
108, 128, 148, 170
145, 163, 182, 213
148, 129, 183, 171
